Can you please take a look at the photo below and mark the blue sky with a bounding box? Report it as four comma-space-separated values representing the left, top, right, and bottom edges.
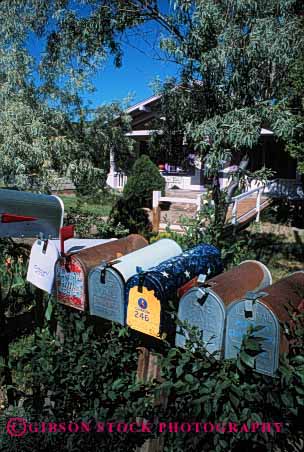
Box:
88, 40, 179, 109
27, 1, 180, 110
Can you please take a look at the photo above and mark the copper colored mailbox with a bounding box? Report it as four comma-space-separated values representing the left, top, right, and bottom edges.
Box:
88, 239, 182, 325
175, 260, 272, 356
27, 238, 116, 294
224, 271, 304, 376
55, 234, 148, 311
0, 188, 63, 238
126, 243, 223, 340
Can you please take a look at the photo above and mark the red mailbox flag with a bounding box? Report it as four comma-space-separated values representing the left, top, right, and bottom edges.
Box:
60, 225, 75, 255
1, 213, 37, 223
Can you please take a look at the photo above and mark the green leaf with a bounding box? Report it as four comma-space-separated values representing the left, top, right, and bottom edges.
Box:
240, 351, 255, 368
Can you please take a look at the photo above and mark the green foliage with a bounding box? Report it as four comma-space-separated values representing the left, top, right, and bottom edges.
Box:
65, 207, 128, 239
123, 155, 166, 208
2, 302, 303, 452
108, 197, 151, 237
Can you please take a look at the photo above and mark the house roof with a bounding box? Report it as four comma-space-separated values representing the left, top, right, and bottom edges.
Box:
126, 94, 161, 114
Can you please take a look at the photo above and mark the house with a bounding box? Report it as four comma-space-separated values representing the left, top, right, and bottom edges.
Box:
107, 94, 304, 199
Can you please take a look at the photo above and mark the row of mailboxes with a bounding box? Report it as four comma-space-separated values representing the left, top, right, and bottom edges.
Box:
176, 267, 304, 376
54, 240, 223, 328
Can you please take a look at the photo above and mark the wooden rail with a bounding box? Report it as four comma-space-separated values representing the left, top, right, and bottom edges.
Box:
152, 182, 272, 234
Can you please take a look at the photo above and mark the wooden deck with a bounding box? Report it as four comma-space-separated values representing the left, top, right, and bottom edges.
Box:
225, 195, 272, 227
157, 194, 272, 233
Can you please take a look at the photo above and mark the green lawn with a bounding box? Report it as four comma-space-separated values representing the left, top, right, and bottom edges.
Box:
245, 214, 304, 282
59, 194, 117, 217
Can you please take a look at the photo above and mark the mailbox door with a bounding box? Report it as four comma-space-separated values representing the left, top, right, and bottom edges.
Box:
176, 288, 226, 357
27, 238, 115, 294
126, 274, 164, 339
55, 257, 86, 310
0, 188, 63, 238
89, 267, 125, 324
225, 300, 280, 376
27, 240, 61, 293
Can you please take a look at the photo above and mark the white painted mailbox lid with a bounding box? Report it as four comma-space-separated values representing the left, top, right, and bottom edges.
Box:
27, 238, 116, 293
110, 238, 182, 282
0, 189, 64, 238
88, 238, 182, 324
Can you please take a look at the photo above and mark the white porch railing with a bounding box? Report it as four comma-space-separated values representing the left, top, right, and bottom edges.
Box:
230, 184, 267, 225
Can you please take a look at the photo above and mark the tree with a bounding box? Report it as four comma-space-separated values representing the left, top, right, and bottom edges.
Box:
123, 154, 166, 207
145, 1, 304, 234
0, 1, 136, 193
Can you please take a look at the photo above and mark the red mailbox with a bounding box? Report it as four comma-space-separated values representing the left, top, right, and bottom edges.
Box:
55, 234, 148, 311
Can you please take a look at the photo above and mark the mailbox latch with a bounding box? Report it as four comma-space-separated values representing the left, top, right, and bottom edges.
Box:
244, 291, 268, 318
99, 261, 108, 284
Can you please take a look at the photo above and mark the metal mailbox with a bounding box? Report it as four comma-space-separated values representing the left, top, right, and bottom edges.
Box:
175, 260, 272, 356
0, 188, 63, 238
55, 234, 148, 311
27, 238, 116, 294
224, 271, 304, 376
126, 243, 223, 339
88, 239, 182, 325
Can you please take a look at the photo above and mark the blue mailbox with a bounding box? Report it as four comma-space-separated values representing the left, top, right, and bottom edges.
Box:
88, 239, 182, 324
126, 243, 223, 339
175, 260, 272, 356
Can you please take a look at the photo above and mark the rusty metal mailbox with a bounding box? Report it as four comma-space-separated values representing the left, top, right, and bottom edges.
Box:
27, 238, 116, 294
55, 234, 148, 311
224, 271, 304, 376
175, 260, 272, 356
88, 239, 182, 325
126, 243, 223, 339
0, 188, 63, 238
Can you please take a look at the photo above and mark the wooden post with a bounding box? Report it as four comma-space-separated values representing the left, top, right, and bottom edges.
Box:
152, 191, 161, 233
136, 347, 165, 452
231, 199, 238, 225
256, 189, 262, 223
196, 194, 202, 212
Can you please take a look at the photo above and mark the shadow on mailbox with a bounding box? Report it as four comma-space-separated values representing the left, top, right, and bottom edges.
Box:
126, 243, 223, 340
176, 260, 272, 357
224, 271, 304, 376
88, 238, 182, 325
0, 188, 63, 238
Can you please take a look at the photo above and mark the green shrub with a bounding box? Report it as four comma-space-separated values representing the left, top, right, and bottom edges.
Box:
108, 197, 151, 237
122, 154, 165, 208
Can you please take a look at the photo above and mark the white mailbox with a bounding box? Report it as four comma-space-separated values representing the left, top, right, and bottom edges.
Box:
0, 188, 64, 238
27, 238, 116, 294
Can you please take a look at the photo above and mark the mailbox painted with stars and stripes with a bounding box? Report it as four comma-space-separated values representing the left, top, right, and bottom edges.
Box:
88, 239, 182, 325
175, 260, 272, 356
125, 243, 223, 340
55, 234, 148, 311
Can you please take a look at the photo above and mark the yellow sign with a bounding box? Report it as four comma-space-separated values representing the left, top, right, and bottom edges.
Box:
127, 286, 162, 339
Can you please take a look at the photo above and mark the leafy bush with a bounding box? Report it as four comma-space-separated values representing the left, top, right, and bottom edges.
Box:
65, 207, 128, 238
122, 154, 165, 208
2, 302, 303, 452
108, 197, 151, 237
